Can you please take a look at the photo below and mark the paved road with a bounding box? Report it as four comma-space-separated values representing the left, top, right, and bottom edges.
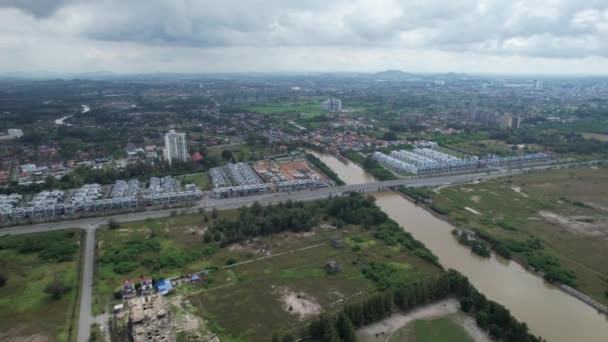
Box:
0, 170, 503, 238
0, 160, 598, 341
77, 226, 96, 342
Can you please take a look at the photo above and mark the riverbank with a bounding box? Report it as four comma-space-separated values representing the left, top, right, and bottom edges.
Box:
395, 189, 608, 317
356, 299, 493, 342
55, 104, 89, 126
396, 191, 608, 317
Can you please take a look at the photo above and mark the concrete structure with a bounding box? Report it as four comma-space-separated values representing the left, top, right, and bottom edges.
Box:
472, 111, 521, 129
122, 280, 137, 300
0, 128, 24, 140
322, 98, 342, 112
375, 147, 552, 175
499, 114, 522, 129
325, 260, 341, 274
163, 130, 188, 164
0, 177, 201, 223
211, 161, 329, 199
140, 276, 153, 296
128, 294, 174, 342
8, 128, 23, 138
535, 80, 544, 89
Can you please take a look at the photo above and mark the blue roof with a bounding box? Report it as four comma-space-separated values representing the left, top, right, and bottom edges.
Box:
157, 279, 173, 295
191, 274, 200, 281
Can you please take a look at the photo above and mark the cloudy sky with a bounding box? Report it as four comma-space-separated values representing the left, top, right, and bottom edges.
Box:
1, 0, 607, 75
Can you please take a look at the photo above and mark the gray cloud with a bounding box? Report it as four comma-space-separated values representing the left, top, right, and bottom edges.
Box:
0, 0, 78, 18
0, 0, 607, 73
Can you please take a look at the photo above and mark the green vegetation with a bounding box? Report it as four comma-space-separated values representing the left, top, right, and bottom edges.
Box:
245, 99, 324, 117
309, 270, 543, 342
374, 221, 439, 265
177, 172, 211, 190
0, 230, 82, 341
399, 186, 434, 204
305, 153, 345, 185
454, 231, 491, 258
432, 166, 608, 304
207, 194, 393, 247
94, 193, 443, 340
488, 127, 608, 155
1, 160, 213, 195
344, 151, 397, 181
0, 230, 79, 262
389, 317, 474, 342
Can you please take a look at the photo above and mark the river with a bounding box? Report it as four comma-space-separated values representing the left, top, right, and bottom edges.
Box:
308, 150, 608, 342
55, 104, 90, 126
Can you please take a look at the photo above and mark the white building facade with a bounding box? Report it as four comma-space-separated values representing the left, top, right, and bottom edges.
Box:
164, 130, 188, 164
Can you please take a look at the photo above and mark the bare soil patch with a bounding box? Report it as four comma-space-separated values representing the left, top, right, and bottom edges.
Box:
464, 207, 481, 216
275, 287, 321, 320
539, 211, 607, 238
0, 327, 51, 342
510, 186, 529, 197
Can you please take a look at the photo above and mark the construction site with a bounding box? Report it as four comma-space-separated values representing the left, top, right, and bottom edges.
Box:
210, 157, 331, 199
113, 281, 174, 342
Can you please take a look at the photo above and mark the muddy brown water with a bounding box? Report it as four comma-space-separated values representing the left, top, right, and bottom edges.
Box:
308, 150, 608, 342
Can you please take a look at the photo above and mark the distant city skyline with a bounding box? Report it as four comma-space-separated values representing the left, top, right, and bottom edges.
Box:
0, 1, 607, 75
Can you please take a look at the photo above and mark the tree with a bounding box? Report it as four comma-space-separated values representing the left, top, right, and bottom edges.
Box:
0, 273, 6, 287
282, 333, 295, 342
44, 277, 72, 300
336, 312, 355, 342
221, 149, 233, 160
211, 207, 219, 219
383, 131, 398, 141
108, 219, 120, 230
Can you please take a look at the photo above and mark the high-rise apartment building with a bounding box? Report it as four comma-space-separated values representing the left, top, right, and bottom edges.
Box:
164, 130, 188, 164
321, 98, 342, 112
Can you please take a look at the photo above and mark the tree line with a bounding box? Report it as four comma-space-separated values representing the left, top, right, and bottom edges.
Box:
305, 153, 345, 185
204, 200, 318, 247
302, 270, 544, 342
0, 230, 79, 262
205, 193, 393, 247
344, 151, 397, 181
489, 128, 607, 155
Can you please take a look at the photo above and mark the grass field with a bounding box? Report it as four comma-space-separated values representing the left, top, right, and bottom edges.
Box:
432, 166, 608, 304
244, 99, 325, 118
177, 172, 211, 190
388, 316, 474, 342
93, 200, 442, 340
192, 225, 440, 340
448, 139, 542, 157
206, 143, 274, 162
0, 230, 82, 342
93, 212, 237, 315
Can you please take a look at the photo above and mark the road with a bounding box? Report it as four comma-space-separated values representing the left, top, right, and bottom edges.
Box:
77, 226, 96, 342
0, 161, 598, 341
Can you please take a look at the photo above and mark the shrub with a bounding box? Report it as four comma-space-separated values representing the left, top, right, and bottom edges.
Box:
114, 261, 138, 274
108, 219, 120, 230
44, 277, 72, 300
